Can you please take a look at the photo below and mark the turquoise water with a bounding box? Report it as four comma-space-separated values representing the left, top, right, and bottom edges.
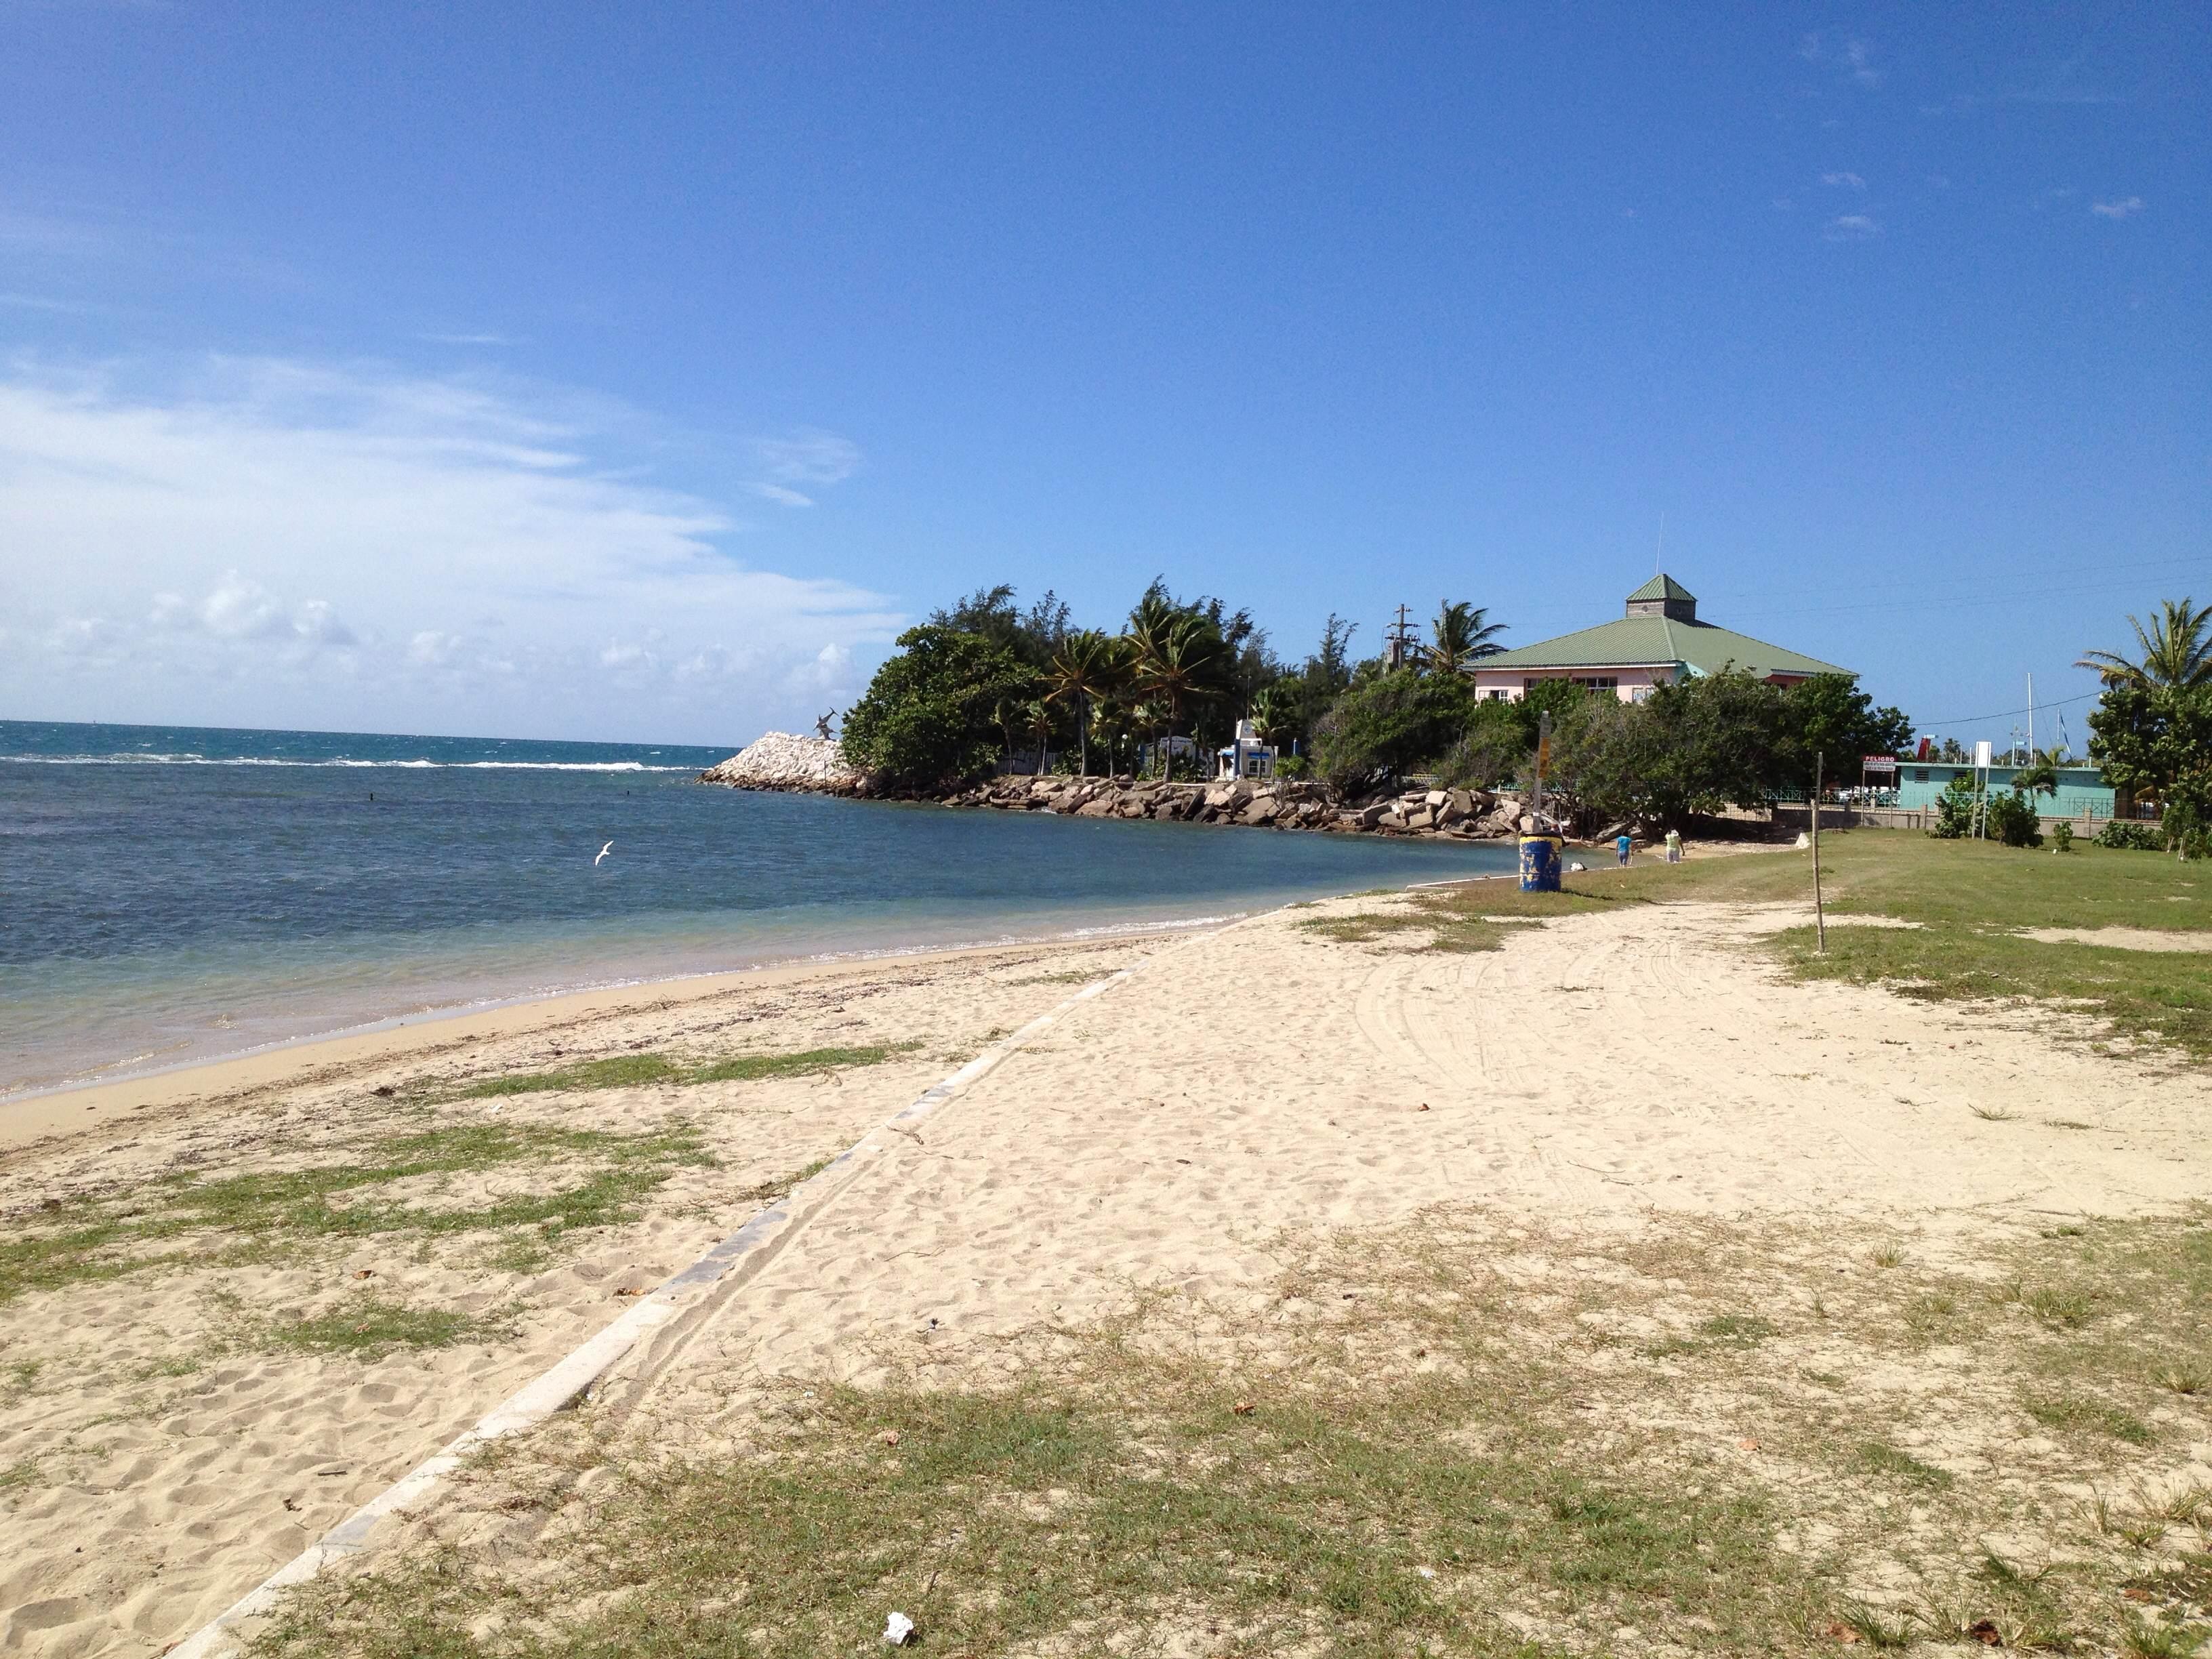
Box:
1, 720, 1515, 1095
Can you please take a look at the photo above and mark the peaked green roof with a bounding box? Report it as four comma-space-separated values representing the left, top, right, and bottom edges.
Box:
1477, 614, 1851, 679
1625, 573, 1696, 604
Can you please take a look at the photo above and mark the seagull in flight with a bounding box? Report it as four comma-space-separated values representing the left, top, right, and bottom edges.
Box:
594, 840, 614, 866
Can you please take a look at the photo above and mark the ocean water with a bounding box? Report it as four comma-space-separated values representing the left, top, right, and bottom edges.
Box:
0, 719, 1517, 1097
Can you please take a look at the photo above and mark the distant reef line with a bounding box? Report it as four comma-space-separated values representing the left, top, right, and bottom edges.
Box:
697, 731, 1527, 840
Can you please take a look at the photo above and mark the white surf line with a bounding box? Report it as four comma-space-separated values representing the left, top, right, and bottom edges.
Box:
169, 956, 1164, 1659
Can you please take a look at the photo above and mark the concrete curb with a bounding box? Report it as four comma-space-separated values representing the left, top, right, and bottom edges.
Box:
169, 962, 1150, 1659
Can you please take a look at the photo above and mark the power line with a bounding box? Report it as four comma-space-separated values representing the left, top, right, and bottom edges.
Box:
1914, 689, 2100, 732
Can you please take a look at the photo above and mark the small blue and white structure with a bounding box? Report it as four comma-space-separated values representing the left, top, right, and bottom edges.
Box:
1217, 718, 1277, 781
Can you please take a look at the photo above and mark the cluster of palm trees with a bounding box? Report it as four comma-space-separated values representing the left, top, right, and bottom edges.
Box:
1008, 597, 1507, 779
1017, 596, 1239, 779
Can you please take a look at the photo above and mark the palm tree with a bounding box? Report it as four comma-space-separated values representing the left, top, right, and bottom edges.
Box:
1424, 600, 1508, 674
1248, 684, 1296, 753
2076, 598, 2212, 691
1130, 614, 1227, 779
2013, 755, 2060, 799
1017, 699, 1054, 775
1045, 630, 1125, 776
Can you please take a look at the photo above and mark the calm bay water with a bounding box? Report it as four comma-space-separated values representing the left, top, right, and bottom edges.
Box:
0, 720, 1516, 1096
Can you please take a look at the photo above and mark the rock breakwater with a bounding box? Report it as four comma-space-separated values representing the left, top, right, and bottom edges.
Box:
946, 775, 1523, 838
697, 732, 865, 795
699, 737, 1527, 839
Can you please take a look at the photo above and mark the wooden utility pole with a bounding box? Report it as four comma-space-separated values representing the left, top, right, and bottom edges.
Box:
1383, 605, 1420, 672
1813, 752, 1827, 953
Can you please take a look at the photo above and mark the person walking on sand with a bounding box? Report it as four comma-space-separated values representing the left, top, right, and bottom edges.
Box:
1616, 830, 1633, 867
1664, 827, 1683, 864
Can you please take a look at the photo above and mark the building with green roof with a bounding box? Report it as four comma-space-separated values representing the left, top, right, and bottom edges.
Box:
1469, 575, 1851, 703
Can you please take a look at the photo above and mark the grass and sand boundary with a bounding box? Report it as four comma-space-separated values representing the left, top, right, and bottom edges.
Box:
4, 832, 2211, 1656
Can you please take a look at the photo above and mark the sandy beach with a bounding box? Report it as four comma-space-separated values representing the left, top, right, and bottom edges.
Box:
4, 866, 2211, 1655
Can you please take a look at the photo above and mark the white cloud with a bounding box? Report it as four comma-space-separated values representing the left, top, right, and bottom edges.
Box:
0, 357, 903, 742
742, 480, 816, 508
1821, 171, 1867, 191
756, 429, 861, 485
1824, 213, 1882, 241
2091, 196, 2144, 220
1800, 33, 1881, 88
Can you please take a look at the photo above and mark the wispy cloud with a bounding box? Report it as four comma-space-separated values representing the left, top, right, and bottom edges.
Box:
0, 358, 901, 740
418, 331, 514, 347
1800, 32, 1881, 88
742, 481, 817, 508
2091, 196, 2145, 220
1821, 171, 1868, 191
0, 291, 103, 314
1824, 213, 1881, 242
756, 429, 861, 486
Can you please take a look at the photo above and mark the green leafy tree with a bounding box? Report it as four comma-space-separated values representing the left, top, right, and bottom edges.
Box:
1782, 674, 1914, 789
1271, 613, 1360, 752
1422, 601, 1508, 674
840, 626, 1038, 792
928, 585, 1071, 668
1572, 671, 1793, 831
1435, 697, 1530, 790
2087, 682, 2212, 822
1311, 669, 1479, 796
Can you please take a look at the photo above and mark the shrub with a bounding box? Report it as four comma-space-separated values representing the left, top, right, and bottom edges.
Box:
1931, 775, 1978, 840
2096, 819, 2165, 851
1984, 788, 2044, 848
1272, 754, 1311, 781
2165, 795, 2212, 861
2052, 820, 2075, 853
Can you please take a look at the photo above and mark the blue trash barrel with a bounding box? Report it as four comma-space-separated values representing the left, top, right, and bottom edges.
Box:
1518, 833, 1564, 893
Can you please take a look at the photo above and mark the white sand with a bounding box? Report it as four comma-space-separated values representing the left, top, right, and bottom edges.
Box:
6, 889, 2211, 1656
2018, 926, 2212, 952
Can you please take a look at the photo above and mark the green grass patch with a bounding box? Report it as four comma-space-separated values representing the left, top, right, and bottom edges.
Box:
1699, 1312, 1779, 1345
2024, 1390, 2154, 1445
0, 1459, 37, 1494
253, 1332, 1805, 1658
1855, 1439, 1957, 1489
244, 1205, 2212, 1659
264, 1298, 513, 1359
451, 1043, 914, 1100
0, 1122, 712, 1304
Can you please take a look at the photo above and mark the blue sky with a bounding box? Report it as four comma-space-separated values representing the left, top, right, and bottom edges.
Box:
1, 3, 2203, 750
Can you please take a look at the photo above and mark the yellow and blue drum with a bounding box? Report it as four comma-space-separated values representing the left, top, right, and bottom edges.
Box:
1518, 832, 1564, 893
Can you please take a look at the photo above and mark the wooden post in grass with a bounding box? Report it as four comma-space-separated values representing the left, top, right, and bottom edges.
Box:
1813, 752, 1827, 953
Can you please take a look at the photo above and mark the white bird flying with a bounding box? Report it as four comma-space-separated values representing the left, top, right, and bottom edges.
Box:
594, 840, 614, 866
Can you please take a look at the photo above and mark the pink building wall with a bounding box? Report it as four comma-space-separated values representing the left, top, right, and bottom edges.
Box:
1468, 666, 1674, 703
1467, 666, 1815, 703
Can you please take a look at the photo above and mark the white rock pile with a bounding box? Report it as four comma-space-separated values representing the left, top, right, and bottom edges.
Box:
698, 732, 866, 795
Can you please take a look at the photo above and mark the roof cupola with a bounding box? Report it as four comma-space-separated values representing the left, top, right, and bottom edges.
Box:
1626, 574, 1697, 622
